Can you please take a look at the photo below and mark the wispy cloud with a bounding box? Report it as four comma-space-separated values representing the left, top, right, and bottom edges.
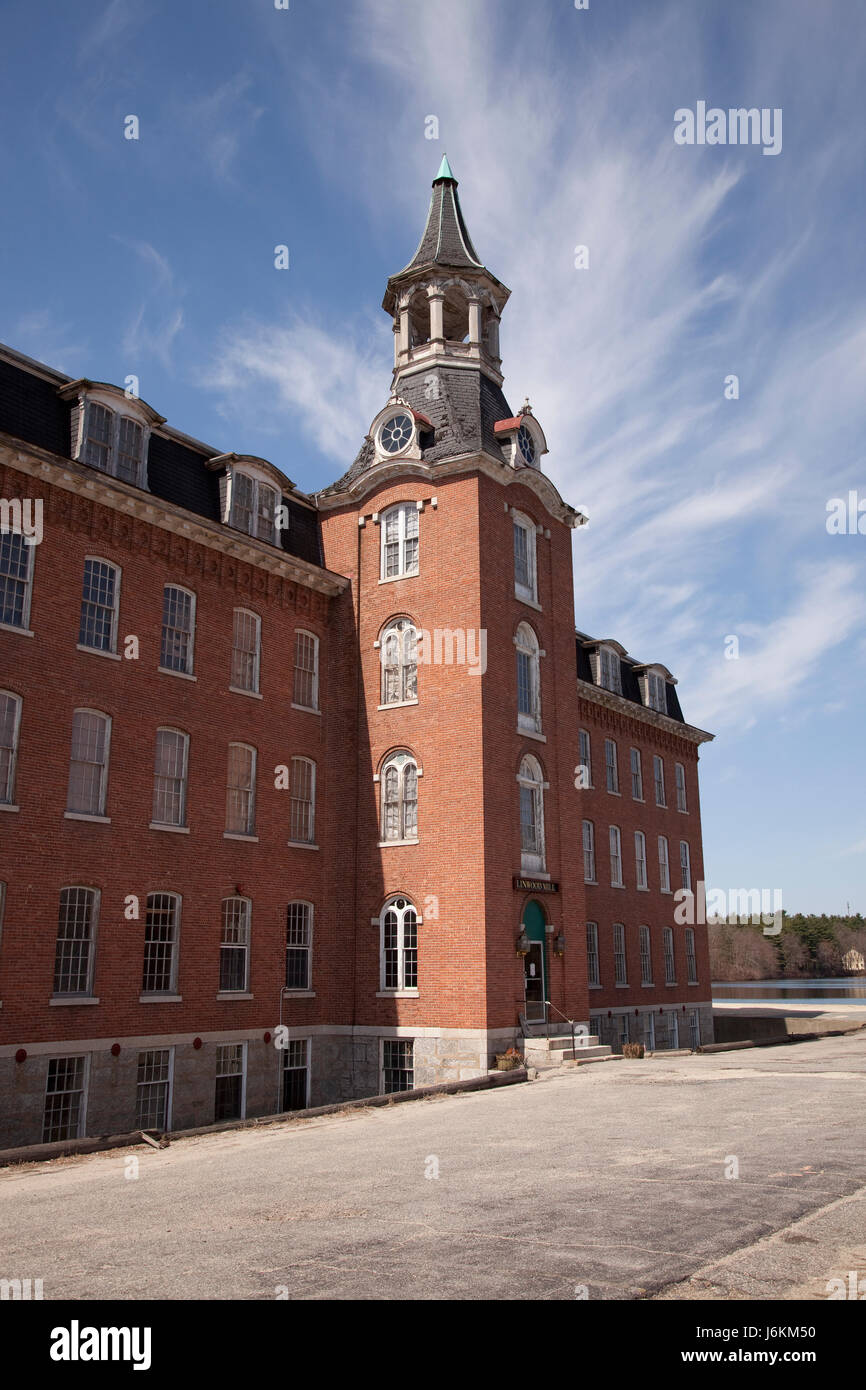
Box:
174, 71, 265, 186
113, 239, 185, 370
11, 310, 88, 376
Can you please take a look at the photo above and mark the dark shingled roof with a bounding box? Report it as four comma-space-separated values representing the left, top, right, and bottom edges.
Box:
393, 165, 483, 279
576, 633, 686, 725
320, 368, 514, 497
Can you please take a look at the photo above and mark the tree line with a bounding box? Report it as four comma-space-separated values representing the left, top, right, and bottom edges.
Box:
709, 913, 866, 980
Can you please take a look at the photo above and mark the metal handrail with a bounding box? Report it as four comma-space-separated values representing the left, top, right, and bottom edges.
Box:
544, 998, 579, 1055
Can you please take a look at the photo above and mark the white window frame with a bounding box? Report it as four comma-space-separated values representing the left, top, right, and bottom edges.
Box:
214, 1041, 247, 1121
582, 819, 596, 883
598, 646, 621, 694
281, 1037, 311, 1110
663, 926, 676, 985
0, 529, 35, 632
42, 1054, 89, 1143
675, 762, 688, 813
578, 729, 592, 786
229, 470, 281, 544
285, 901, 313, 992
609, 825, 623, 887
686, 927, 698, 984
289, 756, 316, 845
136, 1047, 174, 1132
152, 727, 190, 828
680, 840, 692, 892
381, 1036, 415, 1094
634, 830, 648, 890
653, 755, 666, 807
605, 738, 619, 794
518, 754, 547, 873
380, 503, 420, 581
79, 399, 149, 488
639, 925, 652, 985
220, 897, 252, 993
515, 622, 542, 733
658, 835, 671, 893
292, 630, 320, 712
646, 671, 667, 712
78, 557, 121, 655
142, 891, 181, 996
586, 921, 600, 987
512, 510, 538, 606
613, 922, 627, 986
53, 886, 100, 997
380, 750, 419, 844
379, 617, 418, 706
66, 709, 111, 818
226, 742, 256, 837
160, 585, 196, 677
230, 608, 261, 695
0, 690, 22, 805
630, 747, 643, 801
379, 896, 419, 994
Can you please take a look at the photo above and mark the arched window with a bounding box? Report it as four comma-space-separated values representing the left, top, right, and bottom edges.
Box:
231, 609, 261, 693
289, 756, 316, 844
381, 503, 419, 580
142, 892, 181, 995
286, 902, 313, 990
380, 618, 417, 705
293, 630, 320, 710
78, 558, 120, 654
512, 510, 538, 605
160, 585, 196, 675
517, 754, 546, 873
0, 530, 34, 630
152, 728, 189, 827
230, 471, 279, 543
66, 709, 111, 817
226, 743, 256, 836
380, 751, 418, 842
0, 691, 22, 805
515, 622, 541, 732
53, 887, 99, 996
380, 896, 418, 992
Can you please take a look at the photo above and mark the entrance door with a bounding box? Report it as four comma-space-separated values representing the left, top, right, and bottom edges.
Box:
522, 900, 548, 1023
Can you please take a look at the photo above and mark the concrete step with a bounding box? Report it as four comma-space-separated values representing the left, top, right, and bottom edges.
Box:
522, 1043, 613, 1067
522, 1034, 601, 1052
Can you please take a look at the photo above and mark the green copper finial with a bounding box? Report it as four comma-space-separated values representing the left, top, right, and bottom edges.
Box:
434, 153, 456, 183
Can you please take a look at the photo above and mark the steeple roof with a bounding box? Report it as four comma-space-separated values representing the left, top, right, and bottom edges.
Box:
394, 155, 483, 277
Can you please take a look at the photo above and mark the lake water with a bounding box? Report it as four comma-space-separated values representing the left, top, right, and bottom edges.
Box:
713, 976, 866, 1005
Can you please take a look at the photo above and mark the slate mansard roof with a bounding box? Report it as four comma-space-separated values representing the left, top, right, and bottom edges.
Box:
0, 347, 323, 568
576, 630, 687, 725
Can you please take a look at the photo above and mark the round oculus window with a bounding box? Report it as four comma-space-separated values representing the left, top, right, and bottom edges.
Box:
517, 423, 536, 465
379, 412, 414, 455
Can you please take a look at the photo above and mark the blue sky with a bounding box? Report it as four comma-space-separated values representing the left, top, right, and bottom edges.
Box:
1, 0, 864, 913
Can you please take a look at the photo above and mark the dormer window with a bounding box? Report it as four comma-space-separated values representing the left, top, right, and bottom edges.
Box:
517, 423, 536, 466
60, 381, 162, 490
378, 412, 415, 456
494, 411, 547, 471
599, 646, 621, 695
231, 472, 279, 542
647, 672, 667, 713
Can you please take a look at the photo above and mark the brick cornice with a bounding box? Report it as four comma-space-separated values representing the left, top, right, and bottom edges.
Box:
0, 435, 347, 599
577, 679, 713, 750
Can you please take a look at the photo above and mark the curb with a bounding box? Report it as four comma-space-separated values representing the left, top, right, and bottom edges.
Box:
0, 1066, 527, 1169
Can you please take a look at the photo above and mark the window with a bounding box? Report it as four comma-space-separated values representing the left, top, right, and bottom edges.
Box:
152, 729, 189, 827
605, 738, 619, 793
639, 925, 652, 985
381, 896, 418, 992
231, 609, 261, 693
82, 402, 146, 486
226, 743, 256, 836
381, 751, 418, 842
0, 530, 34, 629
646, 672, 667, 713
609, 826, 623, 886
586, 922, 600, 987
380, 618, 418, 704
142, 893, 180, 994
630, 748, 643, 800
231, 472, 280, 543
381, 503, 419, 580
518, 755, 545, 872
378, 411, 415, 455
214, 1043, 245, 1121
613, 923, 627, 986
0, 880, 5, 946
578, 729, 592, 786
643, 1012, 655, 1051
281, 1039, 309, 1111
0, 692, 21, 804
136, 1049, 172, 1130
663, 927, 676, 984
289, 757, 316, 844
293, 631, 319, 710
42, 1057, 87, 1143
160, 586, 195, 675
658, 835, 671, 893
516, 623, 541, 732
599, 647, 621, 694
582, 820, 596, 882
53, 887, 98, 996
667, 1011, 680, 1049
653, 755, 666, 807
383, 1038, 414, 1093
285, 902, 312, 990
686, 928, 698, 984
635, 830, 647, 890
66, 711, 110, 816
512, 512, 537, 604
78, 559, 119, 653
680, 840, 692, 892
675, 762, 688, 813
689, 1009, 701, 1048
220, 898, 251, 992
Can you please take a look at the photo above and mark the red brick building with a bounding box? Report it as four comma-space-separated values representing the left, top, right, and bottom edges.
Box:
0, 158, 713, 1148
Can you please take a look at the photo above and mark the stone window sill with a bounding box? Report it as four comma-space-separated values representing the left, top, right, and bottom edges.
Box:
50, 996, 100, 1006
376, 989, 419, 998
150, 822, 190, 834
0, 622, 34, 637
378, 839, 419, 848
224, 832, 259, 842
0, 803, 20, 813
64, 812, 110, 824
76, 643, 120, 661
282, 990, 316, 999
518, 727, 547, 743
287, 841, 319, 850
291, 703, 321, 716
216, 992, 254, 1001
158, 666, 197, 682
229, 685, 263, 700
139, 994, 182, 1003
377, 699, 419, 711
